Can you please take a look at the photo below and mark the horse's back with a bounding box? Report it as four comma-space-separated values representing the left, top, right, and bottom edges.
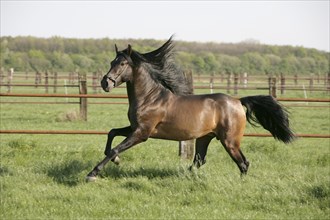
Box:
175, 93, 246, 129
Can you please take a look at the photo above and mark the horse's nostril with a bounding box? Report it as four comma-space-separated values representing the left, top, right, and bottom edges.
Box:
101, 78, 109, 91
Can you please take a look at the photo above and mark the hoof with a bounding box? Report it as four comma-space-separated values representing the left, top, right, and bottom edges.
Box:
188, 165, 196, 172
85, 175, 97, 182
113, 156, 120, 165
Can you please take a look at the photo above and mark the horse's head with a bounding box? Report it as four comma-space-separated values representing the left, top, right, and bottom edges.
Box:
101, 44, 134, 92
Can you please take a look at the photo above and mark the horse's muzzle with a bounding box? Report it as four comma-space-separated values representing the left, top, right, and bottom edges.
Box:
101, 76, 111, 92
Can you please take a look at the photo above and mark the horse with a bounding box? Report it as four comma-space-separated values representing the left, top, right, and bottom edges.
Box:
86, 37, 295, 181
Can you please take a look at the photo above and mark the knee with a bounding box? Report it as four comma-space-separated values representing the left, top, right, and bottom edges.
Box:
105, 148, 119, 158
108, 129, 116, 139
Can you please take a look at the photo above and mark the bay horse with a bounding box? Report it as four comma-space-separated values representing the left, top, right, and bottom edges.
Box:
86, 37, 295, 181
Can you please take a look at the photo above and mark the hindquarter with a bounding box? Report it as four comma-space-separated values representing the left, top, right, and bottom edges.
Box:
214, 95, 246, 144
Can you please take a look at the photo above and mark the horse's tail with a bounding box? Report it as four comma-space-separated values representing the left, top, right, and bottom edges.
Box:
240, 95, 295, 143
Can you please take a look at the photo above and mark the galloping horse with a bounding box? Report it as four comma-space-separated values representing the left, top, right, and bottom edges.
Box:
86, 37, 295, 181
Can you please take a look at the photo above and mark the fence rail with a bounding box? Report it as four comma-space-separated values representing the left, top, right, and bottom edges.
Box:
1, 70, 329, 96
0, 93, 127, 98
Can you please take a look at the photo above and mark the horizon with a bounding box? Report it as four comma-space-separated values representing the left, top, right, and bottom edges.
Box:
1, 35, 329, 53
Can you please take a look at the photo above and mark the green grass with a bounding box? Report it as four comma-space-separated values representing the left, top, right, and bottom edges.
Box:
1, 80, 330, 219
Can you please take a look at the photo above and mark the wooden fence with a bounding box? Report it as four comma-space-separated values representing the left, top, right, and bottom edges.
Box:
1, 91, 329, 120
1, 70, 329, 96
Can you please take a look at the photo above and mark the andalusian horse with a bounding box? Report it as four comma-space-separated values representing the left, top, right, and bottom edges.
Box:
86, 37, 294, 181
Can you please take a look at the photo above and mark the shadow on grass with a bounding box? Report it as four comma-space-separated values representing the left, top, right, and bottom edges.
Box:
102, 165, 180, 180
306, 183, 330, 211
46, 158, 187, 185
46, 160, 93, 187
0, 166, 13, 176
308, 184, 329, 200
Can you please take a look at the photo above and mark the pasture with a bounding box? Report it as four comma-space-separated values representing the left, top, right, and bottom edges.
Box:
0, 74, 329, 219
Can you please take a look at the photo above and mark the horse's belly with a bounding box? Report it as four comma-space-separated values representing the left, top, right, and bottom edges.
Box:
150, 116, 215, 141
150, 126, 194, 141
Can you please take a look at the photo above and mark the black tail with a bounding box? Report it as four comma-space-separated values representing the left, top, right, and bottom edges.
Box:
240, 95, 295, 143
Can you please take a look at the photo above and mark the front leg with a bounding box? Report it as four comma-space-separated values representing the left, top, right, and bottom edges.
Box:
86, 128, 148, 181
104, 126, 132, 164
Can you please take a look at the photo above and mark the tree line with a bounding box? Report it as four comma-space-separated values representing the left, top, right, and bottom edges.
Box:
1, 36, 329, 75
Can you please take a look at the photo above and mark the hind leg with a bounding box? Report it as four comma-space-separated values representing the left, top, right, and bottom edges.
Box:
191, 134, 214, 169
220, 138, 249, 175
239, 149, 250, 171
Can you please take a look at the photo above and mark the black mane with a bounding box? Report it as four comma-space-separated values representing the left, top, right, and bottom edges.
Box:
120, 37, 192, 95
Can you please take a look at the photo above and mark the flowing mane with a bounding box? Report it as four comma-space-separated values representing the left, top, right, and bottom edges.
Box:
121, 37, 192, 95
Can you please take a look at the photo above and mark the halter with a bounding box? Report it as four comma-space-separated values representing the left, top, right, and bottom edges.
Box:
107, 76, 117, 87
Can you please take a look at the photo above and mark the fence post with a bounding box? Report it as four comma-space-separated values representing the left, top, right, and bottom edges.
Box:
7, 68, 13, 93
324, 73, 328, 86
294, 74, 298, 86
269, 75, 277, 97
179, 70, 195, 160
268, 75, 271, 95
98, 69, 103, 93
227, 73, 231, 94
45, 70, 49, 93
309, 74, 314, 93
280, 72, 285, 95
53, 72, 58, 93
327, 72, 330, 94
242, 72, 248, 88
35, 72, 38, 88
234, 73, 238, 95
0, 67, 4, 91
272, 77, 277, 97
79, 75, 88, 121
209, 77, 214, 94
35, 71, 42, 88
92, 71, 97, 94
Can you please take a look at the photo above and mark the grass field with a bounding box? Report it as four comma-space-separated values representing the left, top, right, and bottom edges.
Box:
0, 77, 329, 219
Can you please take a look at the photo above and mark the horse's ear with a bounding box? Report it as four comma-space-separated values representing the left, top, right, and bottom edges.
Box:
115, 44, 118, 54
127, 44, 132, 56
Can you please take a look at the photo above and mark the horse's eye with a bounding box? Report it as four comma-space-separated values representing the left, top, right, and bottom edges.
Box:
120, 62, 125, 66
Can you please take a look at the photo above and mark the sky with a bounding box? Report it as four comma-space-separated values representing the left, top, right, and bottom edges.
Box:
1, 0, 329, 52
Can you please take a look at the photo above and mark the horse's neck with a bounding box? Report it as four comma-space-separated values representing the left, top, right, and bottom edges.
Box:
126, 82, 135, 105
128, 66, 171, 105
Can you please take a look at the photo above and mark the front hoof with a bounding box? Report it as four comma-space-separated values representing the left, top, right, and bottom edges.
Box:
112, 156, 120, 165
85, 175, 97, 182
